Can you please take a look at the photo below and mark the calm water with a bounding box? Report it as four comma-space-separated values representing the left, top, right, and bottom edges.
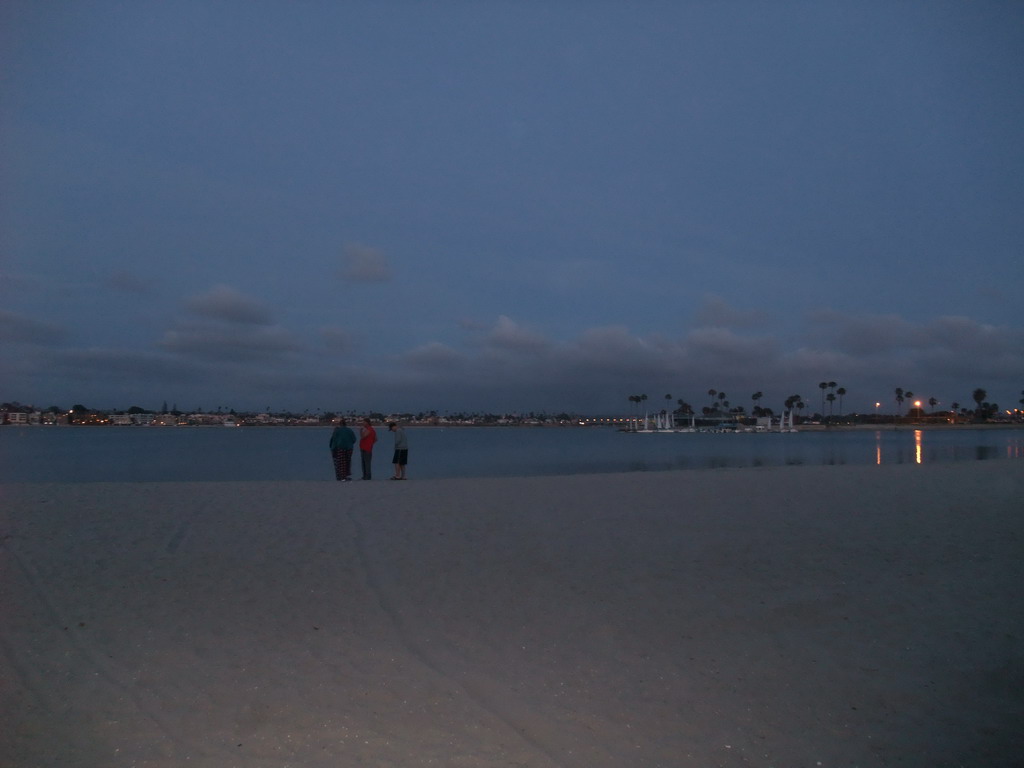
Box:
1, 426, 1023, 482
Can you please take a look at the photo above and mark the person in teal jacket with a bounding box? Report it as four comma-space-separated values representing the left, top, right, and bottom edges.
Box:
329, 419, 357, 481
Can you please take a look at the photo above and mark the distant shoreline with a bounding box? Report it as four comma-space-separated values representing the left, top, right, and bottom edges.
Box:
791, 422, 1024, 431
2, 421, 1023, 431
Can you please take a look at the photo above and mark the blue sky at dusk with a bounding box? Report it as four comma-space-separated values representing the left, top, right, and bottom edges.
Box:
2, 2, 1022, 415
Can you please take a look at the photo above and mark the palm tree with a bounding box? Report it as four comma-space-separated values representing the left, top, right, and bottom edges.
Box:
826, 392, 836, 419
972, 388, 987, 415
818, 382, 828, 417
836, 387, 846, 417
904, 391, 915, 419
895, 388, 904, 419
782, 394, 804, 423
928, 397, 937, 414
751, 391, 763, 416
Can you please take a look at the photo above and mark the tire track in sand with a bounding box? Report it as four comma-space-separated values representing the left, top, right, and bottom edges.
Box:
347, 509, 567, 768
2, 513, 222, 761
0, 532, 56, 715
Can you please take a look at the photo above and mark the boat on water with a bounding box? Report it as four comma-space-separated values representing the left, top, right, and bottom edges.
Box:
623, 410, 798, 434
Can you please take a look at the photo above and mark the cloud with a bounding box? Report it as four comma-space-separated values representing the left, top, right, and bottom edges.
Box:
0, 310, 67, 345
159, 323, 302, 362
915, 317, 1024, 383
53, 347, 205, 384
693, 294, 771, 329
185, 286, 274, 325
365, 307, 1024, 414
806, 309, 917, 355
5, 296, 1021, 416
569, 326, 663, 375
403, 341, 465, 369
457, 317, 488, 332
481, 316, 550, 354
341, 243, 393, 282
806, 310, 1024, 363
107, 270, 155, 295
684, 326, 778, 364
921, 316, 1013, 355
320, 326, 357, 352
792, 311, 1024, 406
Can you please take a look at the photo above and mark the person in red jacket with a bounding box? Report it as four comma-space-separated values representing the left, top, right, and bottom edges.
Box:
359, 418, 377, 480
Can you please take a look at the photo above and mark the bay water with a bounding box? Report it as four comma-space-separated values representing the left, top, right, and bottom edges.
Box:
1, 426, 1022, 483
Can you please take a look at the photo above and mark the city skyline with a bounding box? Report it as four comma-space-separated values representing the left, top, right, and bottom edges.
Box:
2, 3, 1022, 415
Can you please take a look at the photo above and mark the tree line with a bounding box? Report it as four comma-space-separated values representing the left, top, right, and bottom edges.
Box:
625, 385, 1023, 423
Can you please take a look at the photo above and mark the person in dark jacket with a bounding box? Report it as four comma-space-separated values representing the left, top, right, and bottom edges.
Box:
329, 419, 357, 481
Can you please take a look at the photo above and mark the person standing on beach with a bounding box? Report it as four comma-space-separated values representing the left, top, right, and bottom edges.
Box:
359, 418, 377, 480
388, 422, 408, 480
328, 418, 357, 481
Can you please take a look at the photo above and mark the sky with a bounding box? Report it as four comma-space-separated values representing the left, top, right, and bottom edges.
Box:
2, 1, 1023, 416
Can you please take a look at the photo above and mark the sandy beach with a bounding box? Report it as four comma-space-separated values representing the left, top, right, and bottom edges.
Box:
2, 462, 1022, 767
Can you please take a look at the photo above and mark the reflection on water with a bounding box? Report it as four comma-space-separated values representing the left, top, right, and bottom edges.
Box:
976, 445, 999, 461
2, 425, 1024, 481
871, 428, 1022, 468
874, 429, 934, 465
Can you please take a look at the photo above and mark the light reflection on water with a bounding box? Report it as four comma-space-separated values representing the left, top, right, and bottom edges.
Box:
1, 426, 1023, 482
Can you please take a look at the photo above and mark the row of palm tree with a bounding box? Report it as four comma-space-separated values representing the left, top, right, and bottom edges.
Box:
818, 381, 848, 418
894, 387, 1010, 420
629, 383, 1013, 423
626, 390, 802, 421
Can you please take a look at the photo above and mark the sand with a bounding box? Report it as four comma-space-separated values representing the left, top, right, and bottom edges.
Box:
1, 462, 1022, 768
